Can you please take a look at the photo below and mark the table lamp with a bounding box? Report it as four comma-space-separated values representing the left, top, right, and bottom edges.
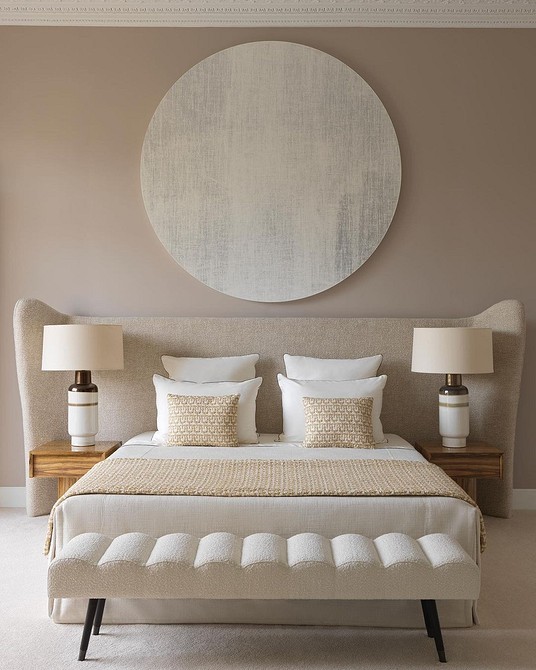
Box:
411, 327, 493, 448
42, 324, 124, 449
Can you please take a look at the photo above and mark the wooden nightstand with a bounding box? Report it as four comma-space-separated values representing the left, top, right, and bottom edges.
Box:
414, 440, 503, 502
29, 440, 121, 499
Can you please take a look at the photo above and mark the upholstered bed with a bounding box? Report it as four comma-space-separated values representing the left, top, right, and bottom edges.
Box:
14, 299, 525, 627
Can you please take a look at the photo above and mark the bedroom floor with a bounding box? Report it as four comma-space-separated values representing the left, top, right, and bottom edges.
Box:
0, 509, 535, 670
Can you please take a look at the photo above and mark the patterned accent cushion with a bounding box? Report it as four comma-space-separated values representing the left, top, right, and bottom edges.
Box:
154, 375, 261, 444
302, 396, 375, 449
277, 374, 387, 443
167, 394, 239, 447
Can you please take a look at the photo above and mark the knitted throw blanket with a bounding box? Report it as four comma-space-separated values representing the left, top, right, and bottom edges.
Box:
45, 457, 485, 555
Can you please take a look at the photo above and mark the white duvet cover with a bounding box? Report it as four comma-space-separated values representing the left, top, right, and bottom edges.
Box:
50, 434, 480, 627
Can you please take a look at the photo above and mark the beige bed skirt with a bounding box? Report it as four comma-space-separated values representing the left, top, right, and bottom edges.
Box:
50, 597, 476, 628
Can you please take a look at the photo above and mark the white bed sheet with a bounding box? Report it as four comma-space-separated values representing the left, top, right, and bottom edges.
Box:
118, 431, 422, 461
50, 433, 480, 627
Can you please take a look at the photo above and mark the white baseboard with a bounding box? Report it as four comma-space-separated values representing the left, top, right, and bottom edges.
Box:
0, 487, 26, 508
1, 486, 535, 510
512, 489, 536, 510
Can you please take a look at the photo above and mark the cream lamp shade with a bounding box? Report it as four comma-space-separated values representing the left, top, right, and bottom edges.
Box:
411, 327, 493, 449
411, 328, 493, 375
42, 325, 124, 371
42, 324, 123, 449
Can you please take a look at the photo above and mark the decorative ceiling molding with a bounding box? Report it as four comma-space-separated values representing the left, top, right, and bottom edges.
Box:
1, 1, 535, 29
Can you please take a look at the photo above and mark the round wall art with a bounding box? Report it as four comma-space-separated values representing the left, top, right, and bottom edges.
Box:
141, 41, 401, 302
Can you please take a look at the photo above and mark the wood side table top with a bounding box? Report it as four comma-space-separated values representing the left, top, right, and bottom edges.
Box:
30, 440, 120, 458
414, 440, 503, 480
29, 440, 121, 497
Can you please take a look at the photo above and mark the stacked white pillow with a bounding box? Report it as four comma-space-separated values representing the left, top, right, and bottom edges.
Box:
155, 354, 261, 445
153, 375, 262, 444
283, 354, 382, 382
162, 354, 259, 383
279, 354, 386, 444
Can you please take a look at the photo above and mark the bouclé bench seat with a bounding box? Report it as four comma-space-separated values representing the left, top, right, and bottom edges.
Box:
48, 531, 481, 663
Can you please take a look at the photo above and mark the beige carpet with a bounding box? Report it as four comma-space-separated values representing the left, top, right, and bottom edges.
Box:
0, 508, 535, 669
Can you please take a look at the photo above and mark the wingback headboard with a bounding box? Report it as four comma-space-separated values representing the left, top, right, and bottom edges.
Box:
14, 298, 525, 519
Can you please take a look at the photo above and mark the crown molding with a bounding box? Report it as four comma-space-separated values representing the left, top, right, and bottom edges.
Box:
1, 1, 535, 28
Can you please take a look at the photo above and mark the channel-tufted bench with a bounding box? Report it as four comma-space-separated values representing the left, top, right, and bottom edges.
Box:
48, 531, 481, 663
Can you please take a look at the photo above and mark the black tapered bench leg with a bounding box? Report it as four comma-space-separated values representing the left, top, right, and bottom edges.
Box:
93, 599, 106, 636
79, 599, 98, 661
421, 600, 434, 638
421, 599, 447, 663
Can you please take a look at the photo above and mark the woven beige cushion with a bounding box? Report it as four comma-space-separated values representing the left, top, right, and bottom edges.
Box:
167, 394, 239, 447
48, 531, 480, 601
303, 396, 375, 448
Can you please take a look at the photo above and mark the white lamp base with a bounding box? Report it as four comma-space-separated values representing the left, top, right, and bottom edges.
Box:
439, 374, 469, 449
439, 390, 469, 449
442, 436, 467, 448
68, 390, 98, 448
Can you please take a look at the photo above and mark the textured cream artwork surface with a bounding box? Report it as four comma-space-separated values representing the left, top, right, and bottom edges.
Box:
141, 41, 401, 302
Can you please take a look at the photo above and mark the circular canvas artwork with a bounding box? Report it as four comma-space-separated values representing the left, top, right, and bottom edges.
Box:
141, 41, 401, 302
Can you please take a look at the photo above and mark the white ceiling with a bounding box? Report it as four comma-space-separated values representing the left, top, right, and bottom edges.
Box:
1, 1, 535, 28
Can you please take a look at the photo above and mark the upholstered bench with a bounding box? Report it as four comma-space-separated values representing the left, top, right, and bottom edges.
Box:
48, 531, 480, 663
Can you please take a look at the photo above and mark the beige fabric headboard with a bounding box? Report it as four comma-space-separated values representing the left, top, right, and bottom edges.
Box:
14, 298, 525, 519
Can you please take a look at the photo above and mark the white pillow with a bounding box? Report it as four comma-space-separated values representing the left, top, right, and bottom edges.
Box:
153, 375, 262, 444
284, 354, 382, 381
277, 374, 387, 444
162, 354, 259, 382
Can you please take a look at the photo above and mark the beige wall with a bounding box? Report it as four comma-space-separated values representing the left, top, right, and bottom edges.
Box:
1, 27, 535, 489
